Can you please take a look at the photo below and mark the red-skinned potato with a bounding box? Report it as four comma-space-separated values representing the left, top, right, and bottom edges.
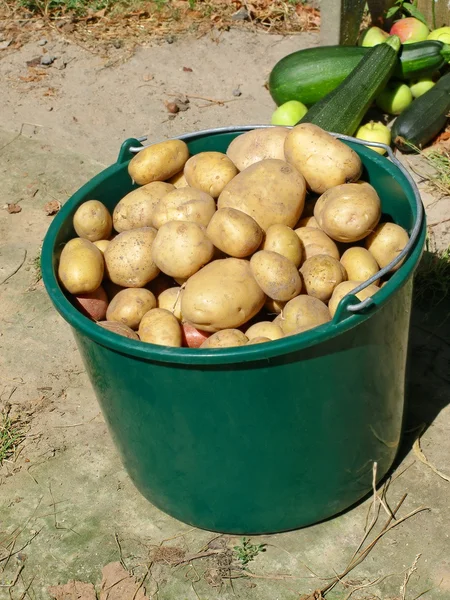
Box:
181, 323, 212, 348
98, 321, 139, 339
73, 286, 108, 321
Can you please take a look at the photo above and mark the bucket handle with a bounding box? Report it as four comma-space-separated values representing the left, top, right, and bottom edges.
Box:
123, 126, 424, 315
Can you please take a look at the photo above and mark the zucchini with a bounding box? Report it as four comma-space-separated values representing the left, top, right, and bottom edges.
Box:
392, 72, 450, 152
269, 41, 450, 107
298, 36, 401, 136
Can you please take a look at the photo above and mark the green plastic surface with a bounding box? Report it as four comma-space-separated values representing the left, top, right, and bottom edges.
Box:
41, 129, 426, 533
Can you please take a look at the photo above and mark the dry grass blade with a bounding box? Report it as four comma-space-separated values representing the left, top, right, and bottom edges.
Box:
413, 425, 450, 483
0, 412, 26, 464
400, 554, 421, 600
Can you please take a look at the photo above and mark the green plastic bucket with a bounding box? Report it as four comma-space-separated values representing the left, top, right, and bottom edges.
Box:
42, 126, 426, 534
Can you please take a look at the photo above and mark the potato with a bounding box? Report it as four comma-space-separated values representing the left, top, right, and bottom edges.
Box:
168, 170, 189, 188
278, 295, 331, 334
262, 224, 303, 267
314, 182, 381, 243
265, 297, 286, 315
93, 239, 110, 254
250, 251, 302, 301
206, 208, 263, 258
284, 124, 362, 194
365, 222, 409, 271
184, 152, 238, 198
245, 321, 284, 341
138, 308, 182, 347
181, 258, 266, 332
152, 188, 216, 229
73, 285, 108, 321
73, 200, 112, 242
104, 227, 159, 288
340, 247, 380, 284
98, 320, 140, 340
58, 238, 104, 294
294, 227, 340, 261
157, 287, 183, 320
247, 336, 271, 345
300, 254, 347, 303
218, 159, 306, 231
152, 221, 214, 279
181, 323, 211, 348
128, 140, 189, 185
113, 182, 174, 232
106, 288, 156, 330
296, 216, 320, 229
328, 280, 380, 317
226, 127, 289, 171
200, 329, 248, 349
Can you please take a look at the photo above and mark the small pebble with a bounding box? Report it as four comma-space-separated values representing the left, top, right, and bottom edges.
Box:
37, 38, 47, 46
231, 7, 249, 21
232, 88, 242, 97
40, 54, 55, 66
166, 35, 175, 44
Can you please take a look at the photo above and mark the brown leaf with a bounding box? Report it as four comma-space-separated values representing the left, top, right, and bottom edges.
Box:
6, 203, 22, 214
99, 562, 149, 600
48, 580, 96, 600
182, 66, 193, 72
44, 200, 61, 215
26, 57, 41, 68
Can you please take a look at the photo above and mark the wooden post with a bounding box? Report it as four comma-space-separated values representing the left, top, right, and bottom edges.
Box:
320, 0, 367, 46
417, 0, 449, 28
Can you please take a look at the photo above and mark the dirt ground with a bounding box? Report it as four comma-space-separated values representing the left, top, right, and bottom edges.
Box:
0, 25, 449, 600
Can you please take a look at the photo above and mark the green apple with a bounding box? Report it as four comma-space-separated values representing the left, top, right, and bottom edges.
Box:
271, 100, 308, 126
427, 26, 450, 45
356, 121, 391, 155
359, 26, 390, 47
376, 82, 413, 115
409, 77, 435, 98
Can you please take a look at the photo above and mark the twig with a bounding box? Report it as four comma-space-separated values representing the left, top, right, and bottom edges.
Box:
0, 250, 27, 285
400, 554, 421, 600
18, 574, 36, 600
115, 533, 127, 571
0, 564, 24, 587
198, 99, 240, 108
413, 425, 450, 482
168, 92, 236, 106
172, 549, 223, 567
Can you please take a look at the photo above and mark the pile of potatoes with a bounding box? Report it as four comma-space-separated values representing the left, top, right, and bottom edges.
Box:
57, 124, 410, 349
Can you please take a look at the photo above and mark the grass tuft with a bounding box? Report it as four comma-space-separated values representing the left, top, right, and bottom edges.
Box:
0, 412, 25, 465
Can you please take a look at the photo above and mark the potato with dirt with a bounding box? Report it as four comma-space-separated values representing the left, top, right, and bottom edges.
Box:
152, 188, 216, 229
138, 308, 182, 347
226, 127, 289, 171
277, 295, 331, 334
104, 227, 159, 288
300, 255, 347, 303
261, 224, 303, 267
73, 200, 112, 242
340, 247, 380, 284
106, 288, 156, 330
58, 237, 104, 295
328, 281, 381, 317
206, 208, 263, 258
152, 221, 214, 279
128, 140, 189, 185
113, 182, 174, 232
218, 159, 306, 231
184, 152, 238, 198
365, 222, 409, 271
314, 182, 381, 243
200, 329, 248, 349
245, 321, 284, 341
294, 227, 340, 261
181, 258, 266, 332
250, 251, 302, 301
284, 124, 362, 194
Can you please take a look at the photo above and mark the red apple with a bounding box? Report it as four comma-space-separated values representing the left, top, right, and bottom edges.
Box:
390, 18, 429, 44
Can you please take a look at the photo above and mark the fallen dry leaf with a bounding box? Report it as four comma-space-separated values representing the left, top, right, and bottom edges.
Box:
6, 203, 22, 214
48, 580, 96, 600
100, 562, 149, 600
44, 200, 61, 216
182, 66, 193, 72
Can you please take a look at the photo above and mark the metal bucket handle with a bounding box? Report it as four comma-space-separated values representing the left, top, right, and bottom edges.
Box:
125, 126, 424, 315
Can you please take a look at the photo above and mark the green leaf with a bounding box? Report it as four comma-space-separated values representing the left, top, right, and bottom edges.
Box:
402, 3, 429, 26
386, 5, 400, 18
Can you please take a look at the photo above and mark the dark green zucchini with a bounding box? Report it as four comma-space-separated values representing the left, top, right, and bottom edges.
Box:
392, 71, 450, 152
269, 41, 450, 107
298, 36, 401, 135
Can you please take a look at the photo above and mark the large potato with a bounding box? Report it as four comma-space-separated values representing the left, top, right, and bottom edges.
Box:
206, 208, 263, 258
152, 188, 216, 229
294, 227, 340, 261
218, 159, 306, 231
181, 258, 266, 332
200, 329, 248, 349
340, 247, 380, 284
58, 238, 104, 294
184, 152, 238, 198
245, 321, 284, 341
278, 295, 331, 334
104, 227, 159, 287
106, 288, 156, 329
152, 221, 214, 279
113, 182, 174, 232
262, 224, 303, 267
157, 287, 183, 320
328, 280, 380, 317
226, 127, 288, 171
284, 124, 362, 194
300, 254, 347, 303
314, 182, 381, 243
250, 251, 302, 301
128, 140, 189, 185
138, 308, 182, 347
365, 223, 409, 271
73, 200, 112, 242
